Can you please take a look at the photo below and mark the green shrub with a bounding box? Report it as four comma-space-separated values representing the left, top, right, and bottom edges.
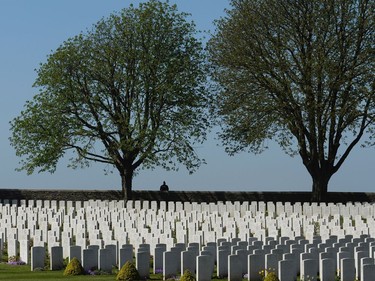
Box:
180, 269, 196, 281
63, 257, 85, 276
116, 261, 140, 281
63, 257, 69, 269
264, 271, 280, 281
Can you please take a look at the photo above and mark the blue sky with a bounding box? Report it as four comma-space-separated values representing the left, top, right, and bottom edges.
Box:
0, 0, 373, 192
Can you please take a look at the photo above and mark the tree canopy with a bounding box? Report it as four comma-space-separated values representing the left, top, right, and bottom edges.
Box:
10, 0, 210, 199
208, 0, 374, 201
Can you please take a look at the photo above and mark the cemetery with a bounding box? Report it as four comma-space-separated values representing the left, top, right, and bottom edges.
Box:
1, 191, 375, 280
1, 0, 373, 280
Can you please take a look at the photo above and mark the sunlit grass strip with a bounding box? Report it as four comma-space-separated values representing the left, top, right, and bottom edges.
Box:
0, 263, 114, 280
0, 263, 328, 281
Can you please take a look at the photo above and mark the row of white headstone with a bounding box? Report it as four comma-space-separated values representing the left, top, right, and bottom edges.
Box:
1, 199, 375, 280
18, 234, 375, 281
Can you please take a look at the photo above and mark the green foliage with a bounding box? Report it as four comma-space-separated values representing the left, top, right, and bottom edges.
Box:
44, 250, 50, 270
259, 268, 278, 281
264, 272, 279, 281
63, 257, 85, 276
10, 0, 210, 199
208, 0, 374, 201
63, 257, 69, 269
7, 256, 17, 263
180, 269, 196, 281
116, 261, 140, 281
1, 241, 8, 262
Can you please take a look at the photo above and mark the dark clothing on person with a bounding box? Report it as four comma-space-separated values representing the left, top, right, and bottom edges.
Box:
160, 181, 169, 191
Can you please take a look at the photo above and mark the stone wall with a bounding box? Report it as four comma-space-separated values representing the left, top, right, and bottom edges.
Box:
1, 188, 375, 203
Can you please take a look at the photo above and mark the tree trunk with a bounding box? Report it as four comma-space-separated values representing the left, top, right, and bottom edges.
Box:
121, 169, 133, 200
311, 173, 330, 202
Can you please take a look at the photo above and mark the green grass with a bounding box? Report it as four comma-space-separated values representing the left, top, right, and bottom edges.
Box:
0, 263, 173, 281
0, 263, 336, 281
0, 263, 118, 281
5, 263, 328, 281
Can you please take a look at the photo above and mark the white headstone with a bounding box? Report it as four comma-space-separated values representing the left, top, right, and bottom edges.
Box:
301, 259, 318, 281
278, 259, 295, 281
234, 249, 248, 274
355, 251, 369, 279
228, 254, 242, 281
217, 249, 230, 278
69, 246, 82, 264
265, 253, 279, 275
136, 250, 150, 279
283, 253, 298, 277
82, 248, 98, 272
248, 254, 264, 281
7, 238, 18, 260
171, 246, 184, 273
163, 251, 179, 280
154, 244, 166, 274
19, 239, 29, 264
105, 244, 117, 267
31, 246, 45, 271
99, 248, 112, 273
340, 258, 355, 281
337, 251, 350, 273
196, 255, 212, 281
362, 264, 375, 281
119, 246, 133, 269
181, 250, 196, 275
50, 246, 64, 270
320, 258, 335, 281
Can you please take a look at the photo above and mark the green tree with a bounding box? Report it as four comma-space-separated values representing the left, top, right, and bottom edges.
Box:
10, 0, 210, 199
208, 0, 374, 201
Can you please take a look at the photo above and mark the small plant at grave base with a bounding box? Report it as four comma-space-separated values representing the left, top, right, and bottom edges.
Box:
7, 255, 26, 265
44, 249, 50, 270
116, 261, 140, 281
299, 275, 315, 281
63, 257, 85, 276
86, 267, 111, 276
259, 268, 278, 281
1, 242, 8, 262
264, 271, 279, 281
154, 268, 163, 274
62, 257, 69, 269
180, 269, 196, 281
112, 265, 120, 275
259, 269, 266, 280
149, 255, 154, 271
165, 276, 179, 281
86, 267, 99, 276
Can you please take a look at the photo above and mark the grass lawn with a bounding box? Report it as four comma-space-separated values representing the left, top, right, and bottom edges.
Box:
0, 263, 225, 281
0, 263, 122, 281
0, 263, 317, 281
0, 263, 187, 281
